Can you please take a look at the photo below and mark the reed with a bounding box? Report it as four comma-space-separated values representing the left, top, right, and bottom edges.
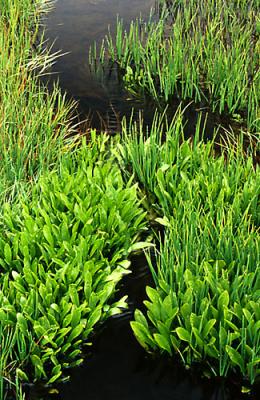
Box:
0, 324, 27, 400
94, 0, 260, 133
0, 0, 75, 206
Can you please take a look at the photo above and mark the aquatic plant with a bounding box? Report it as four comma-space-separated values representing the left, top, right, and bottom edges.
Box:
95, 0, 260, 132
0, 323, 28, 400
132, 226, 259, 385
0, 0, 75, 205
116, 110, 259, 223
0, 135, 147, 385
0, 0, 79, 396
115, 112, 260, 386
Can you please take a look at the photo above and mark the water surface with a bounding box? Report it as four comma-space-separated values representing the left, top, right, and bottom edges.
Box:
43, 0, 155, 130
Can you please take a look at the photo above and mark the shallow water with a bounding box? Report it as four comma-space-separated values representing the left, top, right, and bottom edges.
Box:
42, 0, 156, 130
42, 0, 244, 137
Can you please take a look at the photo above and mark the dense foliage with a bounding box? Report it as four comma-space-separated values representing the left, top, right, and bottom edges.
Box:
116, 113, 260, 385
0, 138, 147, 384
1, 0, 259, 397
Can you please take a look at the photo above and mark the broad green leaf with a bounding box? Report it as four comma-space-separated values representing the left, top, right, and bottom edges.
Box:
134, 309, 149, 328
130, 321, 154, 350
68, 324, 84, 343
16, 368, 29, 382
175, 327, 191, 342
88, 307, 102, 328
202, 319, 216, 337
154, 333, 172, 355
192, 327, 204, 349
226, 345, 245, 373
219, 326, 228, 347
48, 371, 62, 384
43, 225, 54, 247
16, 313, 28, 335
128, 242, 155, 252
31, 354, 46, 378
155, 217, 170, 227
4, 243, 12, 264
218, 290, 229, 309
146, 286, 160, 304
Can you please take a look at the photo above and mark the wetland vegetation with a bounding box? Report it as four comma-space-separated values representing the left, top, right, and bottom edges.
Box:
94, 0, 260, 132
0, 0, 259, 399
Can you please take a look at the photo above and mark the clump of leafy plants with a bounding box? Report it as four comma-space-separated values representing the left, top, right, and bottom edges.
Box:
0, 136, 147, 385
115, 112, 260, 387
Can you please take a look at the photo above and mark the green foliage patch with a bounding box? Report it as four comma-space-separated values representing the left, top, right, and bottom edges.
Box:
0, 138, 147, 384
116, 112, 260, 386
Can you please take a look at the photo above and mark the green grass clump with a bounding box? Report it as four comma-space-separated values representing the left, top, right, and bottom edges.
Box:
96, 0, 259, 132
0, 323, 27, 400
115, 112, 260, 386
0, 136, 147, 385
0, 0, 74, 204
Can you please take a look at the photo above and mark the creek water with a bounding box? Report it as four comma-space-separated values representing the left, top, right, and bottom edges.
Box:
41, 0, 229, 137
41, 0, 157, 132
28, 1, 259, 399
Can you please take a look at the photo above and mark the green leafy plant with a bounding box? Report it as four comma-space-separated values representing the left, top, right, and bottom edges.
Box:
116, 112, 260, 386
0, 137, 147, 384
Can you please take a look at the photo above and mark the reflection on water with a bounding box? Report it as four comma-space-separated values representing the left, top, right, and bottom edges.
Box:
43, 0, 237, 138
43, 0, 155, 129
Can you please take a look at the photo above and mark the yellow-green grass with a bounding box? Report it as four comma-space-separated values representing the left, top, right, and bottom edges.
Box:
0, 0, 75, 205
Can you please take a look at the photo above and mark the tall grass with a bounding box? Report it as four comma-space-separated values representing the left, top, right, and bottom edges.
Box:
0, 324, 26, 400
95, 0, 260, 133
0, 0, 75, 205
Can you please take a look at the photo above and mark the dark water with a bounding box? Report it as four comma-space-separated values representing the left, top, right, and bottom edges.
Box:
41, 0, 156, 131
28, 320, 247, 400
42, 0, 231, 137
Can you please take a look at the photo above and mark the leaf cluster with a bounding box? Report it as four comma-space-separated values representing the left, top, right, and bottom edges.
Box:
118, 112, 260, 385
0, 141, 147, 384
